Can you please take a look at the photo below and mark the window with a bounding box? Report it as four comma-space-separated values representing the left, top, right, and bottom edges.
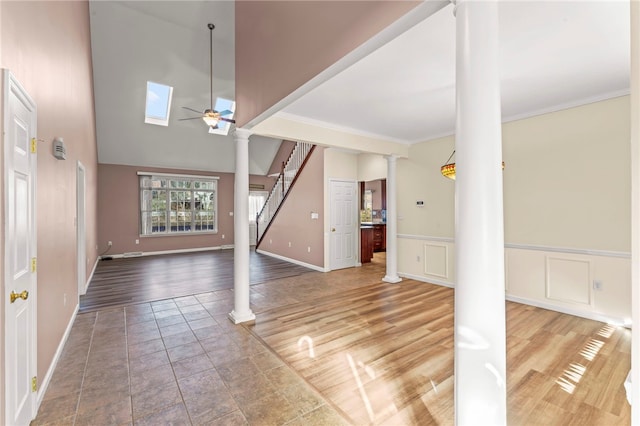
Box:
248, 191, 268, 222
361, 189, 373, 222
139, 173, 218, 235
145, 81, 173, 126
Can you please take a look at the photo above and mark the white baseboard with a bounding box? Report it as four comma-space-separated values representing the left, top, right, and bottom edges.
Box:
82, 257, 99, 295
399, 272, 455, 288
398, 272, 627, 326
102, 245, 229, 260
37, 303, 79, 407
255, 249, 328, 272
505, 294, 629, 327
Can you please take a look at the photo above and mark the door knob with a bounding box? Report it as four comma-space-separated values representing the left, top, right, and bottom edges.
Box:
10, 290, 29, 304
331, 228, 336, 232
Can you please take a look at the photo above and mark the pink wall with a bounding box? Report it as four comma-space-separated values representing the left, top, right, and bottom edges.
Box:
260, 147, 325, 267
0, 0, 98, 404
267, 140, 296, 176
235, 1, 420, 126
98, 163, 275, 255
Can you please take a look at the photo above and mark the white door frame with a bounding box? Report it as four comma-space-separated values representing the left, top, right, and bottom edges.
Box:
77, 161, 87, 295
3, 69, 38, 425
328, 179, 358, 270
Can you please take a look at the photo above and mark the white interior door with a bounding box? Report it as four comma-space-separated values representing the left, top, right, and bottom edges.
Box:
77, 162, 87, 295
4, 70, 38, 425
329, 180, 357, 270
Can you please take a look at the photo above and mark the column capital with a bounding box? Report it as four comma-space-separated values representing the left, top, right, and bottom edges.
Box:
386, 154, 400, 162
234, 128, 253, 141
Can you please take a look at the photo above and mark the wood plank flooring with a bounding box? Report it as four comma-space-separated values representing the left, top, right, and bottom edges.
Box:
80, 249, 317, 312
248, 279, 631, 425
80, 249, 631, 424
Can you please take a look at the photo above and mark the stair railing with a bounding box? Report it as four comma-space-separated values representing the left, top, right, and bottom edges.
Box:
256, 142, 314, 246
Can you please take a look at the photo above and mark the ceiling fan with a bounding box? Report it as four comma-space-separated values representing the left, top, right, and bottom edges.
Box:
179, 23, 235, 131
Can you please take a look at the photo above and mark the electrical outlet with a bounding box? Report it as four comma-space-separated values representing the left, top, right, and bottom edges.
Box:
288, 242, 292, 247
307, 246, 311, 253
222, 234, 225, 239
135, 239, 139, 245
108, 241, 112, 246
593, 280, 603, 291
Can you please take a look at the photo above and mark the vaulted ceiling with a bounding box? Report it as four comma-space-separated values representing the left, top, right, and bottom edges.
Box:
89, 1, 630, 172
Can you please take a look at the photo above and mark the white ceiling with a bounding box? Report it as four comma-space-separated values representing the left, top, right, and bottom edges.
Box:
281, 1, 630, 144
89, 0, 631, 172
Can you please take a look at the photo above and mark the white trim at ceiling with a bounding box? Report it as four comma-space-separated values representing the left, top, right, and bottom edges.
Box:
274, 111, 412, 145
136, 171, 220, 180
500, 89, 631, 127
277, 87, 632, 146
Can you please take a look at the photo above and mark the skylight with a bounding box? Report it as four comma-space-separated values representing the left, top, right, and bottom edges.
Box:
145, 81, 173, 126
208, 97, 236, 136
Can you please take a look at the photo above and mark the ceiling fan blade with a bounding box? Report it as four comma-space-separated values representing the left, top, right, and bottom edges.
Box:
182, 106, 204, 114
220, 117, 236, 124
217, 109, 233, 116
178, 117, 203, 121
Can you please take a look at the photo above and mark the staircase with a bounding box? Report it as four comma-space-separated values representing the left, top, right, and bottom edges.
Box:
256, 141, 315, 247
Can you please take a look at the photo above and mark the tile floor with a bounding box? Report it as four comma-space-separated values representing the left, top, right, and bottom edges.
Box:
31, 289, 350, 425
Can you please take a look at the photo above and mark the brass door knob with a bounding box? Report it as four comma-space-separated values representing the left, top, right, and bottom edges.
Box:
331, 228, 336, 232
10, 290, 29, 304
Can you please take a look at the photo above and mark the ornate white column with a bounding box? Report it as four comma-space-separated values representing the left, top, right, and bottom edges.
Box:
630, 0, 639, 420
229, 128, 255, 324
453, 0, 506, 424
383, 154, 402, 283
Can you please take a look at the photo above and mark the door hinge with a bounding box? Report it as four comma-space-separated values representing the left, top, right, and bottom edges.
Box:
30, 138, 37, 154
31, 376, 37, 392
31, 257, 37, 273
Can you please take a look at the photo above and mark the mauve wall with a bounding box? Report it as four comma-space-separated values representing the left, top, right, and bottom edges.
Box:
98, 164, 275, 255
267, 140, 296, 176
1, 0, 98, 402
260, 147, 325, 267
235, 1, 419, 126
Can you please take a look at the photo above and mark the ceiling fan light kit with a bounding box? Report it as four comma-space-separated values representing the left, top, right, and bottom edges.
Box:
179, 23, 236, 132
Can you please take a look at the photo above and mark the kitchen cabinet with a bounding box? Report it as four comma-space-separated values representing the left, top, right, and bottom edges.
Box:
373, 224, 386, 252
361, 226, 373, 263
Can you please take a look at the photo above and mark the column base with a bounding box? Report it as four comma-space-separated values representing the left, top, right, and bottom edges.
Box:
382, 275, 402, 284
228, 310, 256, 324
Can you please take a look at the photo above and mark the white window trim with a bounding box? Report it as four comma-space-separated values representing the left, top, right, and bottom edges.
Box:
139, 173, 219, 236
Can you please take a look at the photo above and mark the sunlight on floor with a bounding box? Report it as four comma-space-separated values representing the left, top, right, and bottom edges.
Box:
556, 324, 619, 394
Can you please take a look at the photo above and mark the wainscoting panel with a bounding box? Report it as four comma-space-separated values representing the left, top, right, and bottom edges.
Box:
423, 243, 448, 279
398, 235, 631, 324
545, 256, 592, 306
397, 236, 455, 287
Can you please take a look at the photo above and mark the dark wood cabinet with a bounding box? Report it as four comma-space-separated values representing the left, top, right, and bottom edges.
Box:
361, 227, 373, 263
373, 224, 386, 252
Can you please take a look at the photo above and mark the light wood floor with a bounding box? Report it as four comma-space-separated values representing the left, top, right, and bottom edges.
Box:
247, 263, 631, 425
77, 250, 631, 424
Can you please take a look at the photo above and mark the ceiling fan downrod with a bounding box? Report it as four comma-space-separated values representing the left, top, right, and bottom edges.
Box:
208, 23, 214, 112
